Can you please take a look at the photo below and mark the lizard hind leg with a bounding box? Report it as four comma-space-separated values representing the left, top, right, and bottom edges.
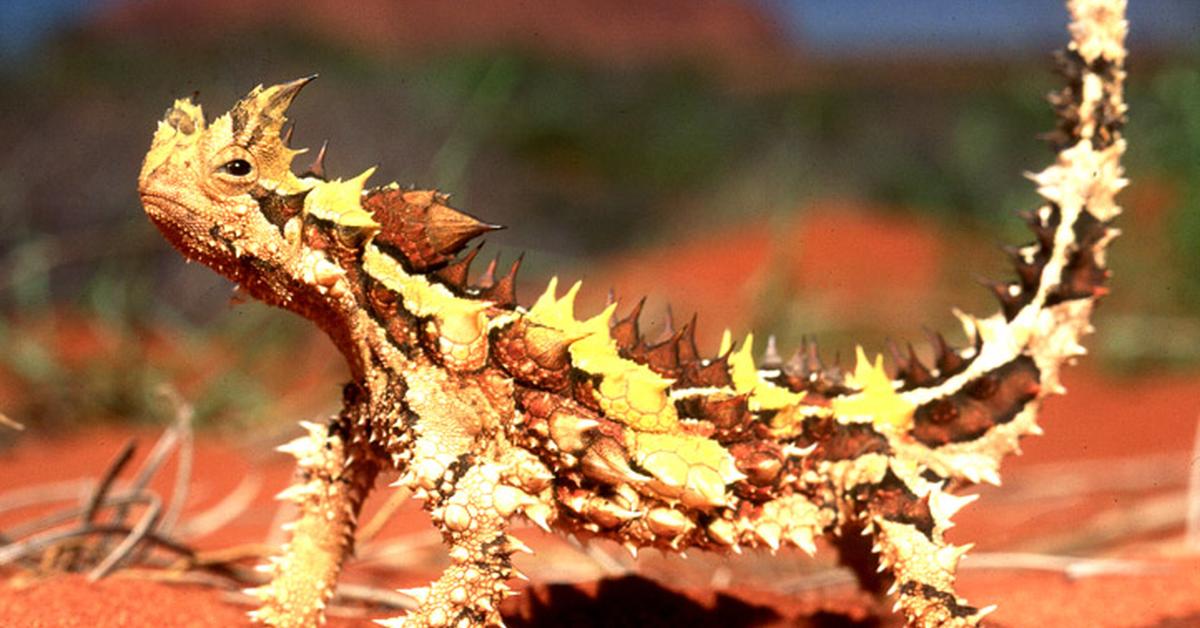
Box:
852, 470, 991, 627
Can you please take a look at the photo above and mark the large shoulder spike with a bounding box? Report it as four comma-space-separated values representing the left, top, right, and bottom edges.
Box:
363, 188, 504, 271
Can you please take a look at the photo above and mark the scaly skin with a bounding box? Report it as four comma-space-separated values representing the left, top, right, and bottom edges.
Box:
137, 1, 1127, 626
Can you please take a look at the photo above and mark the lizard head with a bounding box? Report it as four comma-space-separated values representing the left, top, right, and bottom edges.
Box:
138, 77, 318, 300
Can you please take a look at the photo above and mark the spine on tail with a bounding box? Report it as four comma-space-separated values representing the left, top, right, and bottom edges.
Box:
887, 0, 1128, 484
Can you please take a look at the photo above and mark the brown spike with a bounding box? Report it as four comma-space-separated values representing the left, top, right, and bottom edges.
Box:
282, 122, 295, 146
886, 338, 908, 380
981, 278, 1027, 320
479, 254, 522, 308
679, 393, 752, 439
477, 255, 499, 288
640, 333, 681, 376
434, 243, 483, 289
524, 324, 578, 371
1020, 208, 1058, 249
804, 336, 825, 375
784, 347, 807, 378
1005, 245, 1045, 289
492, 320, 572, 390
678, 353, 733, 388
302, 140, 328, 180
366, 188, 503, 271
926, 329, 966, 376
611, 297, 646, 353
761, 335, 783, 370
676, 314, 701, 364
904, 343, 934, 387
659, 305, 677, 343
425, 201, 505, 259
1051, 250, 1110, 302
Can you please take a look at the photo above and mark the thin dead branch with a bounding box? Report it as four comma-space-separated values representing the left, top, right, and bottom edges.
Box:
0, 412, 24, 431
174, 474, 261, 540
82, 439, 138, 525
356, 486, 412, 547
158, 385, 195, 535
0, 479, 94, 516
0, 522, 193, 567
3, 491, 156, 541
89, 494, 163, 580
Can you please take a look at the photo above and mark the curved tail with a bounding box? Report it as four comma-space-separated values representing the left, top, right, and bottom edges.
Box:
862, 0, 1128, 486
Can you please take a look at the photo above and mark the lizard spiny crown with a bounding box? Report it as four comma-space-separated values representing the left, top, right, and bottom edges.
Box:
137, 0, 1128, 626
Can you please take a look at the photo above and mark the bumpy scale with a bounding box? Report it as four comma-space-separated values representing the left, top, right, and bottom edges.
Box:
137, 1, 1127, 626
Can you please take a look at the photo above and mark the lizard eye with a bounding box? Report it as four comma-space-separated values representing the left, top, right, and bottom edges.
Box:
219, 159, 254, 177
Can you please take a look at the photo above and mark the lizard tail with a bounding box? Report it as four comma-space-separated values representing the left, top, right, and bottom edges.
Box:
885, 0, 1129, 485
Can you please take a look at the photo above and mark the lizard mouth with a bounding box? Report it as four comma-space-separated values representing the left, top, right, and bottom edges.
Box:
140, 193, 232, 266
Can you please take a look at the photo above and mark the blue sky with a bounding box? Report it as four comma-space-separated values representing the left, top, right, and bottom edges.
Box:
1, 0, 1196, 59
772, 0, 1199, 57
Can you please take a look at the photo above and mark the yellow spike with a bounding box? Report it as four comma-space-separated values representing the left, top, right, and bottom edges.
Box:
729, 332, 758, 393
718, 328, 733, 356
831, 346, 915, 430
304, 167, 380, 229
558, 280, 583, 318
725, 331, 806, 411
529, 276, 560, 317
581, 301, 619, 334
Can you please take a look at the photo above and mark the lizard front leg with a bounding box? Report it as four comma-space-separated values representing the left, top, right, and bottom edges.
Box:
381, 450, 546, 627
250, 419, 381, 627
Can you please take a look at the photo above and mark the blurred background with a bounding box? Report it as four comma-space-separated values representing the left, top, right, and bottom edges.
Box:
3, 3, 1200, 625
0, 0, 1197, 433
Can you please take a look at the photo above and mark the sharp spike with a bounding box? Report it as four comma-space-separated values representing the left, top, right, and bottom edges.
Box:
677, 313, 700, 364
425, 201, 505, 258
479, 253, 522, 307
904, 342, 933, 386
761, 335, 783, 370
804, 336, 825, 374
478, 255, 499, 288
302, 140, 329, 180
679, 351, 733, 388
641, 334, 681, 375
1005, 244, 1044, 288
434, 242, 484, 289
611, 296, 646, 352
281, 122, 295, 146
925, 328, 965, 375
886, 338, 908, 379
660, 304, 677, 341
980, 277, 1025, 319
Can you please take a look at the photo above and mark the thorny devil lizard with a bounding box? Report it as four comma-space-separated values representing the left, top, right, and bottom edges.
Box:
136, 1, 1127, 626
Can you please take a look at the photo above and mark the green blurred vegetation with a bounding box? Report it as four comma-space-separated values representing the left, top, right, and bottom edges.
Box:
1, 26, 1197, 429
